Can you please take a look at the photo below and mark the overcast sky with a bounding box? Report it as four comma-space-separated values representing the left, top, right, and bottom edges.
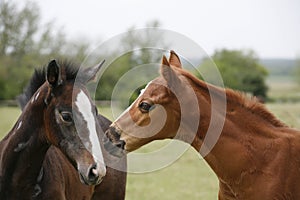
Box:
34, 0, 300, 59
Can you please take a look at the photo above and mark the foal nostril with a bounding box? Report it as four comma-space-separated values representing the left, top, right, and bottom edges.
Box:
105, 126, 121, 141
115, 140, 126, 149
104, 128, 126, 157
88, 164, 99, 182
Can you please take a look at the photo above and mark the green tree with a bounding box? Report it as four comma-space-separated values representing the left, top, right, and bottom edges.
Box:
199, 49, 268, 98
0, 0, 56, 99
96, 20, 167, 104
0, 0, 90, 100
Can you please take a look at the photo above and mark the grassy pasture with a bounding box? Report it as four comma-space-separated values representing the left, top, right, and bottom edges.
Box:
267, 76, 300, 103
1, 77, 300, 199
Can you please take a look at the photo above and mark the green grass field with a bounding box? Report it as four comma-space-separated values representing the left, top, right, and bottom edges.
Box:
1, 77, 300, 199
267, 76, 300, 102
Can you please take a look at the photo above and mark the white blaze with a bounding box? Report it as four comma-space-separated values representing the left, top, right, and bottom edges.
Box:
75, 91, 104, 165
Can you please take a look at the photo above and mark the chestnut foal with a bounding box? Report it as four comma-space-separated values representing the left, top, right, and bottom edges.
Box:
105, 51, 300, 199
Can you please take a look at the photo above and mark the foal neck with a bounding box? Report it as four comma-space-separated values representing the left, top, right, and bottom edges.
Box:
0, 87, 49, 198
182, 75, 288, 187
180, 72, 286, 149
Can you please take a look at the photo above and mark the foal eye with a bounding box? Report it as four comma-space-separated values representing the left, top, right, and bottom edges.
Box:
60, 111, 73, 123
139, 102, 154, 113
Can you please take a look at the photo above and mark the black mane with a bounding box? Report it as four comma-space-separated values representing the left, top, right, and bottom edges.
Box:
18, 60, 80, 110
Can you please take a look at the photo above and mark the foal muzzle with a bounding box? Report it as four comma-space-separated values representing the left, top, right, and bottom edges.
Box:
103, 127, 126, 158
78, 162, 106, 185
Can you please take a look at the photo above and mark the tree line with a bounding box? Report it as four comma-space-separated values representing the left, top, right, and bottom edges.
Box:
1, 0, 271, 102
0, 0, 89, 100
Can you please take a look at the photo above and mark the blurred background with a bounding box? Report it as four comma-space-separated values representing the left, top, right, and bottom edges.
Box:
0, 0, 299, 199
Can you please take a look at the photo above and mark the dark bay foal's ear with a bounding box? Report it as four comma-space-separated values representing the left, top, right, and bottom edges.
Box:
46, 60, 62, 87
160, 55, 182, 90
78, 60, 105, 84
45, 60, 63, 105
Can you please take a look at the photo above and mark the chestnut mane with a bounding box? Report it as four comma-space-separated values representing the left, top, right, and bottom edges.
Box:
175, 67, 287, 128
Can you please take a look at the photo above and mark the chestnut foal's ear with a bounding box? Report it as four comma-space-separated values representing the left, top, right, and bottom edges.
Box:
160, 55, 181, 90
169, 50, 182, 68
79, 60, 105, 84
46, 60, 62, 88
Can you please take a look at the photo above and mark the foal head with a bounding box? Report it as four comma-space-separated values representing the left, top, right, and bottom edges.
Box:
37, 60, 106, 185
104, 51, 198, 156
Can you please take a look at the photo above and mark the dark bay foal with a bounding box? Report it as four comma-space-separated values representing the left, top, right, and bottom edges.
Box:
16, 60, 127, 199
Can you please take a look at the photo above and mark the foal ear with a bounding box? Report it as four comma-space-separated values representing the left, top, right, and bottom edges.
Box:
46, 60, 62, 88
80, 60, 105, 84
160, 55, 181, 89
169, 50, 182, 68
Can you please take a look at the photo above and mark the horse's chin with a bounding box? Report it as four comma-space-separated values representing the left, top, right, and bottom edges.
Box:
114, 148, 127, 158
106, 145, 127, 158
